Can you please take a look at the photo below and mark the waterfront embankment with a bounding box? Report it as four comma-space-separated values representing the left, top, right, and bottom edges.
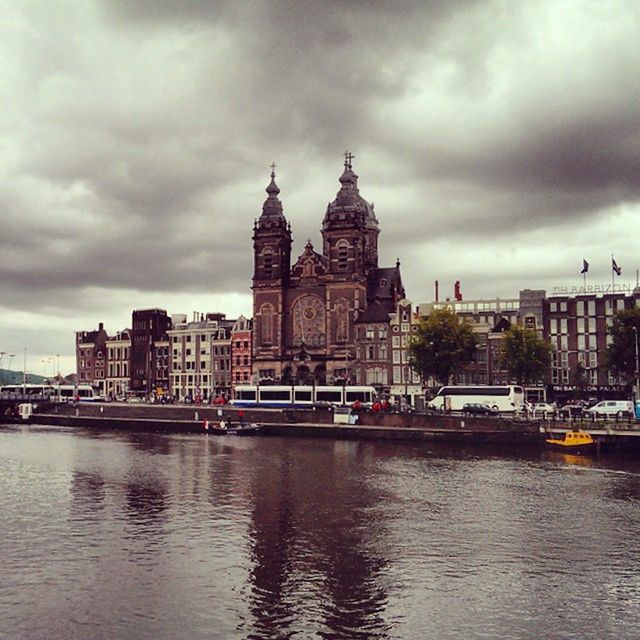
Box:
26, 402, 542, 446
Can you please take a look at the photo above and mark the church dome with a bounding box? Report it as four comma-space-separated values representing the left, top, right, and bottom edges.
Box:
323, 154, 379, 230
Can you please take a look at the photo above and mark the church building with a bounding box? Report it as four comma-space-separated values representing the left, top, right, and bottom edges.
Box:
252, 154, 405, 386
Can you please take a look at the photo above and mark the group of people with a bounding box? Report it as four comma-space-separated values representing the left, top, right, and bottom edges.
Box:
351, 399, 393, 412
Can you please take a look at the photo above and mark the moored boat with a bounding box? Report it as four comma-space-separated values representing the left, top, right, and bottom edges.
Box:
207, 420, 263, 436
545, 429, 595, 454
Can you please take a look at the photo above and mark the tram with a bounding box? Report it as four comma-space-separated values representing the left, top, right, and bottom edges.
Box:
231, 385, 376, 408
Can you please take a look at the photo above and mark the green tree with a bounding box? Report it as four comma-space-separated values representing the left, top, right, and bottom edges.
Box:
605, 308, 640, 383
499, 324, 552, 385
408, 308, 477, 385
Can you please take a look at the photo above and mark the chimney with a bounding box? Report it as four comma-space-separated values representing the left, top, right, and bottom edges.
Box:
434, 280, 439, 303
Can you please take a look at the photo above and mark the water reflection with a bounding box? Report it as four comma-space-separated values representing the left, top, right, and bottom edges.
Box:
69, 471, 106, 515
3, 426, 640, 639
247, 441, 390, 639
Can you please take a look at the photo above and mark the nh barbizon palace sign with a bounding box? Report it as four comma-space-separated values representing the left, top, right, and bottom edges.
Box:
552, 283, 633, 296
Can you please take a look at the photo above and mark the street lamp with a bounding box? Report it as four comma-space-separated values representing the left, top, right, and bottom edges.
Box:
633, 326, 639, 407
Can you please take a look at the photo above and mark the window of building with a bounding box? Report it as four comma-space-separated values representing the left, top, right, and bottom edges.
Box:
392, 336, 400, 347
260, 304, 274, 345
561, 369, 569, 383
336, 239, 349, 271
263, 248, 274, 278
588, 300, 596, 316
401, 323, 409, 333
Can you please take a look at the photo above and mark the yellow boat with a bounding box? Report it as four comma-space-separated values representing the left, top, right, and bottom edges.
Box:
545, 429, 595, 454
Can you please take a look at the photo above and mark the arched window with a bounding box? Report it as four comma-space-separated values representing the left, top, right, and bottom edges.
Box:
336, 298, 349, 343
260, 303, 274, 345
336, 239, 349, 271
262, 248, 274, 279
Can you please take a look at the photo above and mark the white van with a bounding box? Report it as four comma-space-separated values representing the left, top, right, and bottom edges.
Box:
584, 400, 633, 419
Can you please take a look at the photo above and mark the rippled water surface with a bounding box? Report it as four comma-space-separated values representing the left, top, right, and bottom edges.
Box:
2, 425, 640, 639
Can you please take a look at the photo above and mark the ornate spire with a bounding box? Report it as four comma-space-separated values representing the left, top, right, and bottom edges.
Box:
337, 150, 359, 199
260, 163, 285, 222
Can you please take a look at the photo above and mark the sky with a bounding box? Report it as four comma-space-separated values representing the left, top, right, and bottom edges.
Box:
2, 0, 640, 376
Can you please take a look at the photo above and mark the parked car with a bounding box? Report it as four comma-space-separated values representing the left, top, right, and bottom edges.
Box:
558, 403, 584, 419
532, 402, 558, 418
583, 400, 633, 420
462, 402, 500, 416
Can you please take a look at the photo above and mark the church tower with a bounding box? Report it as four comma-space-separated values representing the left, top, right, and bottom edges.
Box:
321, 152, 379, 279
252, 166, 292, 379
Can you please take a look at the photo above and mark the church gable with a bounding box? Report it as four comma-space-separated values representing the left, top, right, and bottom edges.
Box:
290, 240, 328, 282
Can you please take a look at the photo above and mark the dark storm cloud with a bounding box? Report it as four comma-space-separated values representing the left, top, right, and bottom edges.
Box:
2, 0, 640, 363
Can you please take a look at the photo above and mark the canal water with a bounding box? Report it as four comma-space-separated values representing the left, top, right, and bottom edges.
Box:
1, 425, 640, 639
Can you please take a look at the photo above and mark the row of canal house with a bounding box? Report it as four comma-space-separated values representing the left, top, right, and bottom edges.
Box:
76, 310, 253, 401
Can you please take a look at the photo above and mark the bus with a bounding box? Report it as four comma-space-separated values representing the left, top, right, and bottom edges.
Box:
231, 385, 376, 408
427, 385, 524, 413
0, 384, 55, 399
52, 384, 102, 402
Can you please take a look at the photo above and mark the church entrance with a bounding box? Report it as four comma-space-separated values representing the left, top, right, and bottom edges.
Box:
296, 365, 311, 384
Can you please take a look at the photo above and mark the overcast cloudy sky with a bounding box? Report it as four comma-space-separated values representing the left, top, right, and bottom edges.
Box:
2, 0, 640, 375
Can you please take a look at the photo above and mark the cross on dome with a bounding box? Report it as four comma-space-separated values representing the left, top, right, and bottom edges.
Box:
344, 151, 355, 169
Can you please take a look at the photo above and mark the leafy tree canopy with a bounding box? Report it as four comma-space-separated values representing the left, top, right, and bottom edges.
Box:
407, 308, 477, 385
605, 308, 640, 383
499, 324, 552, 385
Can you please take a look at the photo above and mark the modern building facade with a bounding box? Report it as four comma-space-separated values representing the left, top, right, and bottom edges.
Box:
417, 290, 546, 389
252, 156, 405, 385
542, 290, 640, 402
